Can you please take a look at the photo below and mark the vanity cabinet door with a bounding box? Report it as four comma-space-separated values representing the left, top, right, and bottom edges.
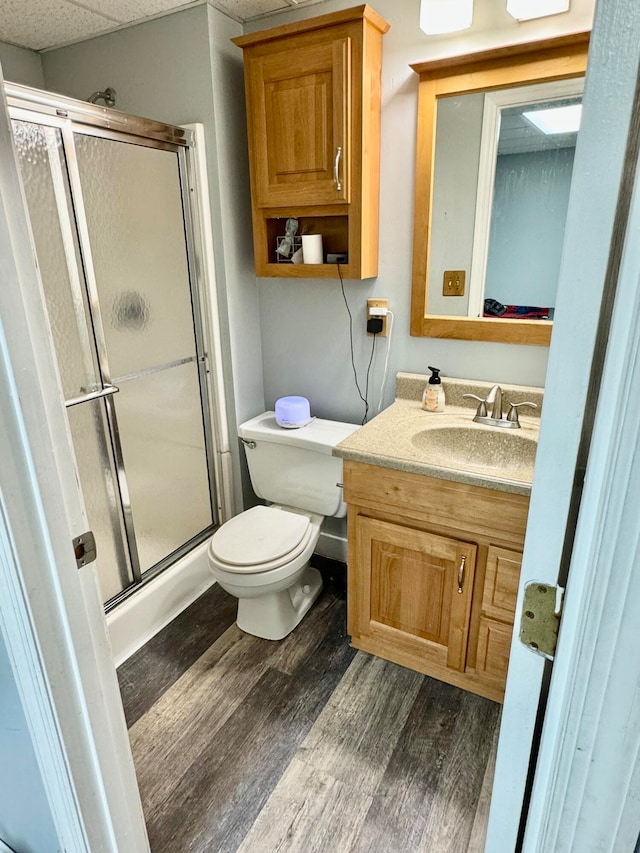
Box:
352, 516, 477, 674
475, 546, 522, 684
245, 37, 351, 209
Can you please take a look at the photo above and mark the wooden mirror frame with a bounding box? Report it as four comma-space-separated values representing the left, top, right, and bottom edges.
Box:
410, 32, 590, 345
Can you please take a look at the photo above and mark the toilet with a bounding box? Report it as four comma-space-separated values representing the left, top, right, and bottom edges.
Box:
207, 411, 358, 640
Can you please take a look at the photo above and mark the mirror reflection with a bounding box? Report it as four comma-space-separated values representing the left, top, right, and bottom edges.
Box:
427, 80, 583, 321
410, 33, 589, 345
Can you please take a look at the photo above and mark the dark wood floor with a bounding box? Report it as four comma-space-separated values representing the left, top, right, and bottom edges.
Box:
118, 578, 500, 852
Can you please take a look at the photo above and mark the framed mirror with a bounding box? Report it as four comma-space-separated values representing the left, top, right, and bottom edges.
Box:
410, 33, 589, 345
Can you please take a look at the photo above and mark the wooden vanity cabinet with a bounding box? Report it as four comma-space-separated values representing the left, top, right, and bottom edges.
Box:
243, 39, 351, 210
354, 517, 478, 675
344, 460, 530, 703
233, 6, 389, 279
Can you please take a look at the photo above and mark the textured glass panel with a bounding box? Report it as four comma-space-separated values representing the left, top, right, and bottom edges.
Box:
66, 401, 133, 602
74, 135, 197, 378
12, 120, 100, 400
114, 362, 213, 572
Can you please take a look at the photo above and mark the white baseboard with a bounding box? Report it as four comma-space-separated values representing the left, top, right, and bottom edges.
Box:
316, 531, 347, 563
106, 539, 215, 667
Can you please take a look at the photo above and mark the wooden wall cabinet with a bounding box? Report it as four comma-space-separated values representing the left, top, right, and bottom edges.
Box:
233, 5, 389, 279
344, 460, 530, 703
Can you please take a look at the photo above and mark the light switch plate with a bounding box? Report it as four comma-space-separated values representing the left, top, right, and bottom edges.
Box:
443, 270, 466, 297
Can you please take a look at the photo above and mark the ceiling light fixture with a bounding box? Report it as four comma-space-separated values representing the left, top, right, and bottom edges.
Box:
420, 0, 473, 35
507, 0, 570, 21
523, 103, 582, 134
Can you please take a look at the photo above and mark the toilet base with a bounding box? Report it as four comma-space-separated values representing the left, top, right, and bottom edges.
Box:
236, 565, 323, 641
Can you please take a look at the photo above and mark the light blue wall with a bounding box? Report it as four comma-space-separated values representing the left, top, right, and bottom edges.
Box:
486, 147, 575, 310
428, 93, 484, 317
43, 7, 214, 122
204, 5, 264, 430
0, 41, 44, 87
0, 631, 59, 852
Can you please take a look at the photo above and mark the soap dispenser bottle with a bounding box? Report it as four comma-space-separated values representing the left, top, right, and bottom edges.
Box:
422, 366, 445, 413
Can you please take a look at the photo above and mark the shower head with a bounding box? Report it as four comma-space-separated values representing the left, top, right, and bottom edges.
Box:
87, 87, 117, 108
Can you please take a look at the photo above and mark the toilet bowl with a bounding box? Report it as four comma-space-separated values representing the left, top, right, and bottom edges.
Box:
208, 411, 359, 641
208, 504, 324, 640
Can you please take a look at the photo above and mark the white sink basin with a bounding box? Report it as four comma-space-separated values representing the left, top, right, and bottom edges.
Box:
410, 424, 537, 476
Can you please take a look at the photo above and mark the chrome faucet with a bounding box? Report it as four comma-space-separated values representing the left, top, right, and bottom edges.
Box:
463, 385, 537, 429
486, 384, 503, 420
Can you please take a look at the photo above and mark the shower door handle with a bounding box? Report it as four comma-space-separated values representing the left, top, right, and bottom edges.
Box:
65, 383, 120, 408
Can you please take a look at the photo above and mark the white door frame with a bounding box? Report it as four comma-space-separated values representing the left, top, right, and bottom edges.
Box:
0, 68, 149, 850
523, 94, 640, 850
488, 0, 640, 848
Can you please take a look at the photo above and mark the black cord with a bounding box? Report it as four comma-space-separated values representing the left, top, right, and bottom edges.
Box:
362, 331, 377, 425
338, 262, 377, 425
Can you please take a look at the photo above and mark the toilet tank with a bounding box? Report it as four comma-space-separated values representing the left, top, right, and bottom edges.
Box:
238, 412, 359, 517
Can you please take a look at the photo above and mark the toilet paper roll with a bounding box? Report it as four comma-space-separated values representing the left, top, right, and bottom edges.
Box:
302, 234, 324, 264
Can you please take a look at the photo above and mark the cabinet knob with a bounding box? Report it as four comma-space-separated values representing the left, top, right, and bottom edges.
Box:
334, 146, 342, 191
457, 555, 466, 594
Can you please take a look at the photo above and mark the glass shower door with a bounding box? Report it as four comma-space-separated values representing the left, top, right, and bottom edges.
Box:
12, 119, 133, 601
73, 134, 214, 575
12, 115, 216, 606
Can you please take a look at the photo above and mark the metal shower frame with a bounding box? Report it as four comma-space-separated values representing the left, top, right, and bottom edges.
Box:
5, 82, 221, 610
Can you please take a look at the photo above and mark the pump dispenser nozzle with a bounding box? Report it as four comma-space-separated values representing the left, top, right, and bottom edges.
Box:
422, 366, 445, 412
428, 366, 442, 385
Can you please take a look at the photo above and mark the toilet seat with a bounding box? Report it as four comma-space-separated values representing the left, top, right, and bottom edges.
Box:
209, 505, 314, 574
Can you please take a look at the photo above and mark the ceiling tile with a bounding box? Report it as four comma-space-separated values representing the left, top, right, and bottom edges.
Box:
0, 0, 331, 51
209, 0, 290, 21
80, 0, 194, 24
0, 0, 116, 50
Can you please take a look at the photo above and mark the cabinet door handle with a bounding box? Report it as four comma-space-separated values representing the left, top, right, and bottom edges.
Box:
457, 555, 466, 594
334, 146, 342, 191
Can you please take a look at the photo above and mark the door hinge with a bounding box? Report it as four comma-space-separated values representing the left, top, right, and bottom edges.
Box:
519, 581, 564, 660
73, 531, 97, 569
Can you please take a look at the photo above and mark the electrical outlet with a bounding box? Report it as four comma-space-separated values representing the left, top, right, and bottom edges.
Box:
443, 270, 466, 297
366, 298, 390, 337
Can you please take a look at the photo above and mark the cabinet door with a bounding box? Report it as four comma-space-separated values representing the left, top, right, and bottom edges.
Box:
353, 516, 477, 672
476, 546, 522, 684
246, 38, 351, 208
482, 545, 521, 620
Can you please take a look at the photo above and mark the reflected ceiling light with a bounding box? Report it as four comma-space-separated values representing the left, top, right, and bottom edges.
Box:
507, 0, 570, 21
523, 103, 582, 134
420, 0, 473, 34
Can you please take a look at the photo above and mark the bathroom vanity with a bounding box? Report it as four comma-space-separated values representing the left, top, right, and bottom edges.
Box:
334, 373, 543, 703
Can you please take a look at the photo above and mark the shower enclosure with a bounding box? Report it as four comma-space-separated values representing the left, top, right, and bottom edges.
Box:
8, 85, 220, 608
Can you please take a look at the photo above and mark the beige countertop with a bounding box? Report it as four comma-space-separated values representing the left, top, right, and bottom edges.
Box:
333, 373, 543, 496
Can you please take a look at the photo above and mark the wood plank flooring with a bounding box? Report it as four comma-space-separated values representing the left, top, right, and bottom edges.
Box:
118, 578, 500, 852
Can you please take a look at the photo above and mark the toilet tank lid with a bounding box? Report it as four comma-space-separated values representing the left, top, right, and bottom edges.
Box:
238, 412, 359, 455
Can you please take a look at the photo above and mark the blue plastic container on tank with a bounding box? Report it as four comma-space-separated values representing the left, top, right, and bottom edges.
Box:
274, 396, 313, 428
